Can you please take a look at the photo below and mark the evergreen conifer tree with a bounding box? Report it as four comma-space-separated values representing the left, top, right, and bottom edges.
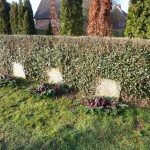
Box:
125, 0, 150, 38
46, 22, 53, 35
0, 0, 11, 34
6, 2, 12, 34
23, 11, 30, 34
60, 0, 83, 35
23, 0, 36, 34
18, 0, 24, 34
144, 0, 150, 38
9, 2, 18, 34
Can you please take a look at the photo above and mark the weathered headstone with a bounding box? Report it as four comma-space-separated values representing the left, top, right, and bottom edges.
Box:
47, 68, 63, 84
95, 78, 121, 98
13, 63, 26, 79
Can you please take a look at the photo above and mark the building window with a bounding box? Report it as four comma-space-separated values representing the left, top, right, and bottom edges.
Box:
119, 22, 124, 26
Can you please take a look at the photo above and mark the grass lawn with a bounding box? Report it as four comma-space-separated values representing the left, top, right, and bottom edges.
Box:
0, 86, 150, 150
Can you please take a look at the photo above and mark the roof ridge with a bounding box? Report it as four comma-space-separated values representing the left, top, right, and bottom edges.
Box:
34, 0, 50, 19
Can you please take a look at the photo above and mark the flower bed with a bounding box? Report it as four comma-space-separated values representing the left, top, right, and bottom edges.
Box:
80, 97, 128, 115
29, 83, 69, 97
0, 75, 23, 87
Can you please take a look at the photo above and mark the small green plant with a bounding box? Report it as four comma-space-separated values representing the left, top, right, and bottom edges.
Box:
0, 74, 23, 87
28, 83, 69, 97
80, 97, 128, 115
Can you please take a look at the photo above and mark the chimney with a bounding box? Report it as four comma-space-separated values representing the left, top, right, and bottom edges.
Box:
116, 4, 121, 9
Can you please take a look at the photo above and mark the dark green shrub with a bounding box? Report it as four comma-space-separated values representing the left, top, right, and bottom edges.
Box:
46, 22, 53, 35
113, 30, 125, 37
37, 29, 47, 35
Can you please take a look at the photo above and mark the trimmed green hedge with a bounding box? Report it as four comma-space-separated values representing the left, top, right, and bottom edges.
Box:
0, 35, 149, 102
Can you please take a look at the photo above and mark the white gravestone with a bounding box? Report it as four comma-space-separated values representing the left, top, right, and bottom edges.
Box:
95, 78, 121, 98
13, 63, 26, 79
47, 68, 63, 84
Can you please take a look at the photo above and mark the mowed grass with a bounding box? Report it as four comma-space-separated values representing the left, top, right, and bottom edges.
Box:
0, 86, 150, 150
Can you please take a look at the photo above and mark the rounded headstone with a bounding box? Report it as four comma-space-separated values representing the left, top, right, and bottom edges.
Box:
47, 68, 63, 84
95, 78, 121, 98
13, 63, 26, 79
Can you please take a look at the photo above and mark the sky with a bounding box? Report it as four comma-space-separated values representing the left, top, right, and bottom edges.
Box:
7, 0, 130, 15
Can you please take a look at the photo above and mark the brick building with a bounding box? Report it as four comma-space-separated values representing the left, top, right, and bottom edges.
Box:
34, 0, 127, 36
